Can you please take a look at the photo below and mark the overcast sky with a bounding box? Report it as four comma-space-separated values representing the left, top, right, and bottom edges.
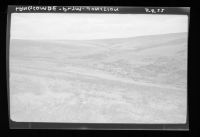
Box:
10, 13, 188, 40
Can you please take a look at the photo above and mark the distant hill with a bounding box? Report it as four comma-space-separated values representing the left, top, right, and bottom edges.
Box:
10, 32, 188, 51
10, 32, 188, 89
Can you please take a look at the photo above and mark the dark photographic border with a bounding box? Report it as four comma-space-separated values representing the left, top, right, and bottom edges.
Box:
6, 6, 190, 130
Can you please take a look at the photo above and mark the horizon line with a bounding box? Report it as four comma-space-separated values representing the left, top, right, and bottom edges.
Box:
10, 31, 188, 41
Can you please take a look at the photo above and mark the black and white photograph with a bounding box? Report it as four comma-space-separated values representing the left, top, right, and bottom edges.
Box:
9, 12, 188, 124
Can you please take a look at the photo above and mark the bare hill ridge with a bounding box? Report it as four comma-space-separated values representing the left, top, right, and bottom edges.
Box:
11, 32, 187, 44
10, 32, 187, 89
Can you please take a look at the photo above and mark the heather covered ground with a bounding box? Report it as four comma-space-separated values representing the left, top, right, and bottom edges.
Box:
9, 32, 187, 123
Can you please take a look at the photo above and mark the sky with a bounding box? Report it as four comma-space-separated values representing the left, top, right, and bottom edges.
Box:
10, 13, 188, 40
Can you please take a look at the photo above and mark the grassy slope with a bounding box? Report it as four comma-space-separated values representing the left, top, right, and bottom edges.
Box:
9, 32, 187, 123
